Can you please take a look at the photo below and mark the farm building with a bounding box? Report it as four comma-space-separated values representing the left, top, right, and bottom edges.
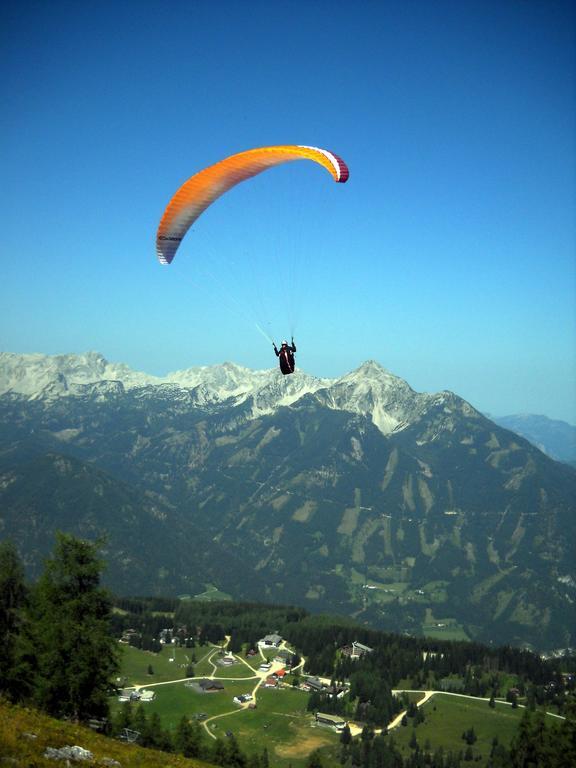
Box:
315, 713, 347, 731
139, 690, 156, 702
340, 641, 374, 659
198, 679, 225, 693
258, 633, 282, 647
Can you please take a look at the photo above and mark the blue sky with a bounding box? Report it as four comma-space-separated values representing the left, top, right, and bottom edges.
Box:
2, 0, 575, 422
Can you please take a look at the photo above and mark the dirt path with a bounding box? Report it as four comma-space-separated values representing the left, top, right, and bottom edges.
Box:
201, 642, 293, 740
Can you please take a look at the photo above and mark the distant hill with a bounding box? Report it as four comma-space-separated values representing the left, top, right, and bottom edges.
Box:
0, 451, 260, 599
1, 351, 574, 652
494, 413, 576, 465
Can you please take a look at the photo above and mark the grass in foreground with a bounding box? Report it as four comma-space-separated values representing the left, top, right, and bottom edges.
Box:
0, 699, 214, 768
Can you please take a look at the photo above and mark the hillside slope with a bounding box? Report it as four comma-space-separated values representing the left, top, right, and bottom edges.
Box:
1, 352, 574, 650
0, 700, 215, 768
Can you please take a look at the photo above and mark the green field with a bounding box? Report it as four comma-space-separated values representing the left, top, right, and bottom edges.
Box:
421, 609, 470, 641
113, 648, 556, 768
113, 646, 338, 767
208, 687, 339, 767
116, 643, 260, 686
190, 584, 233, 601
112, 678, 257, 729
389, 693, 554, 765
118, 644, 195, 686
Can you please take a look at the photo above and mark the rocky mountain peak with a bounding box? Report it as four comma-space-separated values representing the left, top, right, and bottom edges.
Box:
312, 359, 423, 435
0, 351, 457, 437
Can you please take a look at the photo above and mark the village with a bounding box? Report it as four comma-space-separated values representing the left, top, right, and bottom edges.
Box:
115, 629, 383, 747
115, 624, 562, 765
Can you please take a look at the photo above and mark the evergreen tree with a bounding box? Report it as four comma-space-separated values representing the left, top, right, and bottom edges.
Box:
306, 749, 324, 768
224, 733, 247, 768
212, 738, 229, 766
114, 700, 133, 733
143, 711, 173, 751
29, 533, 120, 722
174, 715, 202, 757
508, 710, 556, 768
132, 704, 148, 740
0, 540, 29, 702
340, 723, 352, 746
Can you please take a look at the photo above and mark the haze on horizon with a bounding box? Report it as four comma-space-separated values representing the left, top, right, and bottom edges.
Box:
1, 0, 575, 423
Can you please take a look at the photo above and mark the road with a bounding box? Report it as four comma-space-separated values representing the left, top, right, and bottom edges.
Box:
125, 637, 298, 740
124, 644, 565, 741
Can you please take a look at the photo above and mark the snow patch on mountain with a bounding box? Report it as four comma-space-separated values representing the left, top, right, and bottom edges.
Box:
311, 360, 435, 435
0, 351, 160, 395
0, 351, 466, 436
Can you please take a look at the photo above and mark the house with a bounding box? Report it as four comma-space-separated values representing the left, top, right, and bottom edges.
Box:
264, 677, 278, 688
139, 689, 156, 702
118, 689, 137, 702
315, 713, 347, 731
119, 629, 141, 645
302, 677, 325, 693
340, 641, 374, 659
274, 649, 296, 666
258, 633, 282, 648
233, 693, 253, 704
159, 628, 175, 645
198, 679, 225, 693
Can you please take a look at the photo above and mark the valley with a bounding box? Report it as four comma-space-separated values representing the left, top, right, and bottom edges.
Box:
1, 351, 574, 651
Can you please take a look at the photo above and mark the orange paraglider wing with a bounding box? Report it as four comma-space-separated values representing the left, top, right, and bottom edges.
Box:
156, 145, 349, 265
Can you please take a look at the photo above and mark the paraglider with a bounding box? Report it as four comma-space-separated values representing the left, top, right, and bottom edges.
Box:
156, 144, 349, 265
273, 338, 297, 375
156, 145, 348, 372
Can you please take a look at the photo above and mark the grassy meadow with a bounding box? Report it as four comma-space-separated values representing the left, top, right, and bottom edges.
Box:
389, 693, 557, 764
0, 700, 211, 768
111, 646, 557, 768
210, 686, 339, 767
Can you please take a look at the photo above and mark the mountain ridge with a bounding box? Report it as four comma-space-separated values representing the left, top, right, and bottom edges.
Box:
0, 352, 480, 439
1, 350, 574, 651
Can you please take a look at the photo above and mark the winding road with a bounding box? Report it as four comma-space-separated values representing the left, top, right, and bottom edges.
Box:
126, 643, 565, 742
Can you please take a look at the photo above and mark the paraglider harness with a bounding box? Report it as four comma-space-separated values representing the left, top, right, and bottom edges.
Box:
273, 339, 297, 375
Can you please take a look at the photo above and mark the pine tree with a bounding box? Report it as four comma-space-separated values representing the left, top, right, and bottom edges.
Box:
224, 733, 247, 768
340, 723, 352, 746
29, 533, 120, 722
0, 540, 29, 702
306, 750, 324, 768
175, 715, 201, 757
132, 703, 148, 739
143, 711, 172, 751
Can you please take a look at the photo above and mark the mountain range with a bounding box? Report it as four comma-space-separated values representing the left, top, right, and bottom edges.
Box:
0, 350, 574, 652
493, 413, 576, 466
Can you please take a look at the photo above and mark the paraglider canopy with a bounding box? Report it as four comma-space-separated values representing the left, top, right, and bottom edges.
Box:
156, 144, 349, 266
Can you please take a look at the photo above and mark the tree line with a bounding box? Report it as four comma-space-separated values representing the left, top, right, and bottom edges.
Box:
0, 534, 118, 722
0, 536, 272, 767
2, 536, 575, 768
